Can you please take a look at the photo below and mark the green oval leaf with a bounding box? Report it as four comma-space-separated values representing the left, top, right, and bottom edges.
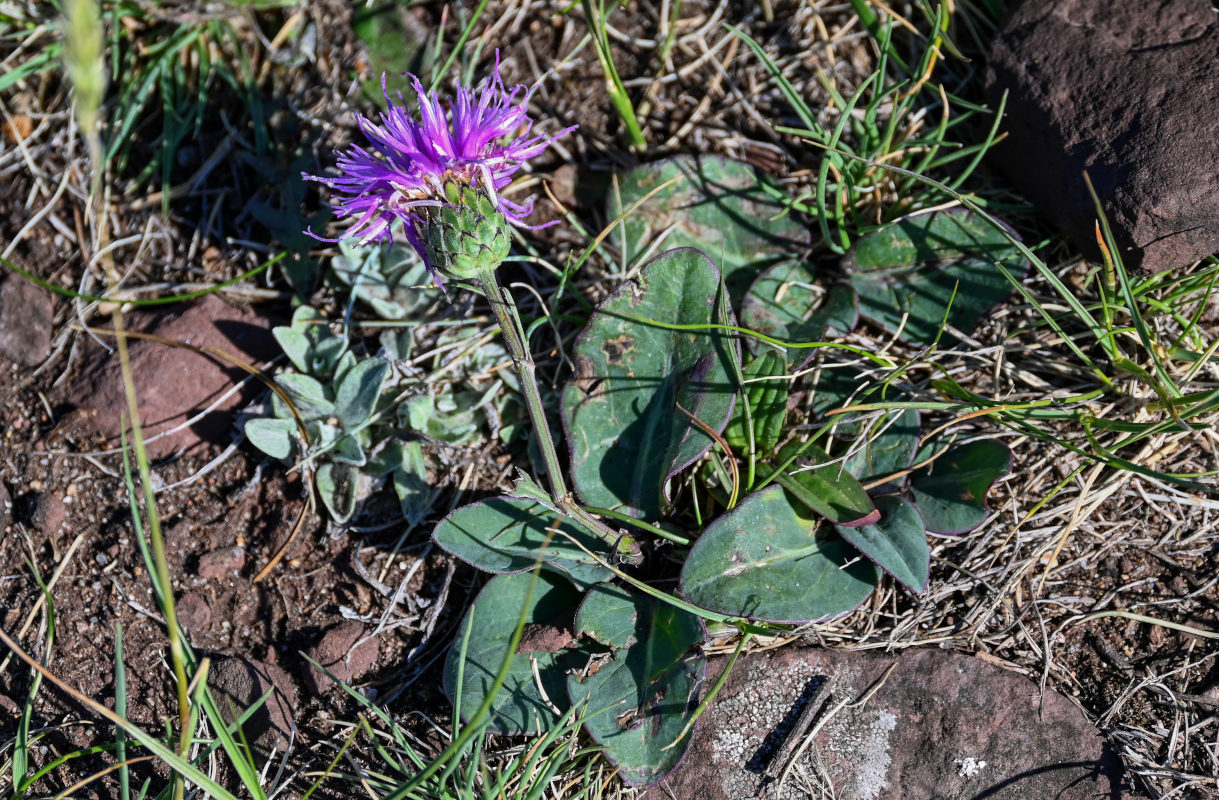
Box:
444, 572, 584, 735
275, 373, 334, 421
271, 326, 312, 375
315, 462, 357, 523
909, 439, 1011, 534
433, 496, 614, 588
393, 441, 431, 526
334, 357, 390, 430
679, 485, 879, 623
772, 443, 879, 527
567, 584, 705, 786
330, 433, 367, 467
740, 259, 858, 366
723, 351, 788, 457
561, 247, 739, 520
834, 494, 929, 592
843, 209, 1027, 344
609, 155, 809, 304
244, 417, 297, 460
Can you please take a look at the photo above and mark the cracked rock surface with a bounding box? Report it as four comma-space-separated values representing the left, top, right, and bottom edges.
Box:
644, 647, 1135, 800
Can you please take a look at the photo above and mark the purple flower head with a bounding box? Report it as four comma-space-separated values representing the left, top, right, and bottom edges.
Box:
304, 59, 574, 280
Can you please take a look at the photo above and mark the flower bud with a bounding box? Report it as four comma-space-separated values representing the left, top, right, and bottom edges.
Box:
421, 177, 512, 280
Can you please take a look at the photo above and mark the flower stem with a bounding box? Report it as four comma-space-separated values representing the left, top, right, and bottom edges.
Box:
473, 269, 640, 563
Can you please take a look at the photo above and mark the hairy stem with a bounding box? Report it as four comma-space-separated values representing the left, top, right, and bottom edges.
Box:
474, 269, 640, 562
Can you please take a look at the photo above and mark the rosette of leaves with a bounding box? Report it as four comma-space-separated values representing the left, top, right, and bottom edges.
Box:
434, 170, 1022, 781
330, 238, 438, 320
244, 306, 428, 523
679, 367, 1011, 622
402, 325, 526, 445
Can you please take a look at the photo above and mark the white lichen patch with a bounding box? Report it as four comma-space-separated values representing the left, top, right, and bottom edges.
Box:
820, 707, 897, 800
704, 655, 900, 800
955, 757, 988, 778
708, 657, 828, 800
855, 710, 897, 799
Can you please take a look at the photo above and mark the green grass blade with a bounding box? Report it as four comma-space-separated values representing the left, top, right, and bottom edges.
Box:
13, 559, 55, 795
115, 624, 130, 800
106, 27, 202, 165
428, 0, 492, 93
383, 566, 547, 800
0, 627, 245, 800
0, 252, 280, 306
848, 0, 909, 71
804, 142, 1114, 382
0, 45, 61, 92
945, 91, 1006, 190
1084, 172, 1181, 399
726, 25, 823, 136
584, 0, 646, 150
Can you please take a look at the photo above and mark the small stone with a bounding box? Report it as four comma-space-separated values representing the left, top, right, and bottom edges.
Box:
303, 621, 379, 693
548, 164, 580, 209
207, 657, 297, 760
36, 492, 66, 534
176, 591, 212, 633
986, 0, 1219, 272
64, 295, 280, 458
0, 275, 53, 366
516, 620, 575, 654
197, 546, 247, 579
0, 482, 10, 531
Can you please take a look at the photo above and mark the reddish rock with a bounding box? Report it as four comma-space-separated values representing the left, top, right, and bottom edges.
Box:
0, 275, 53, 366
175, 591, 212, 633
303, 620, 379, 692
36, 491, 66, 534
644, 647, 1134, 800
207, 657, 297, 759
66, 295, 278, 458
986, 0, 1219, 272
197, 546, 247, 580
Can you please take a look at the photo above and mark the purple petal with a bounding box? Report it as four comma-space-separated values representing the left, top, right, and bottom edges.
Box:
302, 53, 575, 252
